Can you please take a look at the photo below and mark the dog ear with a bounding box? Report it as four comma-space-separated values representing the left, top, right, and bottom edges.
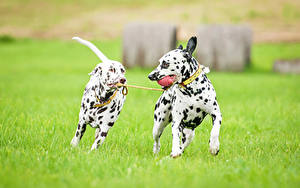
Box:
177, 44, 183, 50
89, 65, 102, 76
186, 36, 197, 56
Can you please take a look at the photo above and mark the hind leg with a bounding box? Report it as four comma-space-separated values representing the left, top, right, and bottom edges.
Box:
70, 119, 87, 147
181, 128, 195, 151
95, 128, 100, 139
209, 107, 222, 155
91, 123, 112, 150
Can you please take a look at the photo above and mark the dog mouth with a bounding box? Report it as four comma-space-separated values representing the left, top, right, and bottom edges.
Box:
157, 75, 176, 88
107, 78, 127, 88
107, 82, 118, 88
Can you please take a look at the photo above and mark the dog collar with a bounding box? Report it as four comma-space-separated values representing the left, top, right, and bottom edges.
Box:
179, 64, 202, 88
94, 86, 128, 108
94, 89, 118, 108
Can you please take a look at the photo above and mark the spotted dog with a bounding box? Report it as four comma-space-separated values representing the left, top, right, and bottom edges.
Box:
70, 37, 126, 150
148, 36, 222, 158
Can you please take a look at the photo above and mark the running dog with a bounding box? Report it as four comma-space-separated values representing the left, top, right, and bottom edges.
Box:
70, 37, 126, 150
148, 36, 222, 158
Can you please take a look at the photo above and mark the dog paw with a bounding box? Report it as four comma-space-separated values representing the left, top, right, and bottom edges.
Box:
70, 137, 79, 147
170, 150, 182, 158
90, 143, 98, 151
209, 138, 220, 155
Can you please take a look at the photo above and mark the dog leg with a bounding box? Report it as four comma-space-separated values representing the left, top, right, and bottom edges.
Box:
153, 120, 169, 154
182, 128, 195, 151
70, 120, 87, 147
91, 124, 111, 150
152, 95, 172, 154
209, 108, 222, 155
95, 128, 100, 139
170, 121, 183, 158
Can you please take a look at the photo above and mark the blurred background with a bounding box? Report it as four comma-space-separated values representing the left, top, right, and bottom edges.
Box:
1, 0, 300, 42
1, 0, 300, 72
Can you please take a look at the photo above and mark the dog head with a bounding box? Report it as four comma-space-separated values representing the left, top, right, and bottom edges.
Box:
148, 36, 199, 88
89, 60, 126, 90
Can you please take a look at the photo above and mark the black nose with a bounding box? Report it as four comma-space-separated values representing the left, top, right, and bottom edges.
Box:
120, 78, 126, 84
148, 72, 158, 81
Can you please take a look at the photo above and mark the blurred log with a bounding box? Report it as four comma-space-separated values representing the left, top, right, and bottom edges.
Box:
273, 59, 300, 74
196, 25, 252, 71
123, 22, 177, 68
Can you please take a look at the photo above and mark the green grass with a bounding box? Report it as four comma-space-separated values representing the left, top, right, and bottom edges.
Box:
0, 39, 299, 188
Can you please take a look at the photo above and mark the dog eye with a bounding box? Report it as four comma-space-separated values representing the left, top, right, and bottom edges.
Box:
120, 68, 125, 73
109, 68, 115, 73
161, 61, 169, 69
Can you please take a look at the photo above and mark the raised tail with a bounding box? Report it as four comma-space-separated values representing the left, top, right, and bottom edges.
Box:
72, 37, 109, 63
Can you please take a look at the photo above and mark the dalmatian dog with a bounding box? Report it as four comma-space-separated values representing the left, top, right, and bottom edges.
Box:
70, 37, 126, 150
148, 36, 222, 158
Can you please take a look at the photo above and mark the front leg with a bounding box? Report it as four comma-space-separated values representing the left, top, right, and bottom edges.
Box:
152, 93, 172, 154
170, 120, 183, 158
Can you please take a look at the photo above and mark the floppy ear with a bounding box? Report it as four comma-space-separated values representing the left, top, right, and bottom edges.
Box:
88, 65, 102, 76
177, 44, 183, 50
186, 36, 197, 56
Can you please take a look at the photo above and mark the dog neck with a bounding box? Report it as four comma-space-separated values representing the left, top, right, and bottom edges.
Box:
88, 76, 115, 101
179, 58, 199, 84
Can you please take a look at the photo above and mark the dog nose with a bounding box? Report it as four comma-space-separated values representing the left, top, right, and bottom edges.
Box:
148, 72, 158, 81
120, 78, 126, 84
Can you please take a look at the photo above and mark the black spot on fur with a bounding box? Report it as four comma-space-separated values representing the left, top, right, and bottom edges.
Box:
109, 107, 116, 113
89, 116, 94, 122
183, 109, 188, 120
211, 114, 216, 122
181, 66, 186, 75
161, 97, 170, 105
97, 107, 108, 114
101, 132, 107, 137
108, 122, 114, 127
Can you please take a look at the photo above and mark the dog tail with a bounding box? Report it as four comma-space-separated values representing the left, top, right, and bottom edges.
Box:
72, 37, 109, 63
200, 65, 210, 74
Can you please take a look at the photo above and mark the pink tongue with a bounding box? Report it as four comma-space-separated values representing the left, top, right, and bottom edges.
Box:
157, 75, 176, 87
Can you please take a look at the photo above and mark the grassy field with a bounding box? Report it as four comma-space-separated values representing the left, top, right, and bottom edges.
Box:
0, 38, 299, 187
